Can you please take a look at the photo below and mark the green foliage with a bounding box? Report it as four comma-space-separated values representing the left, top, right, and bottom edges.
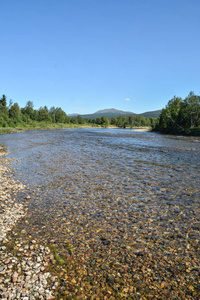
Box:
9, 103, 22, 124
0, 95, 8, 116
38, 107, 52, 122
1, 91, 199, 136
95, 117, 101, 125
183, 91, 200, 128
49, 107, 69, 123
101, 116, 109, 126
108, 114, 150, 128
77, 115, 86, 124
0, 113, 9, 127
49, 106, 56, 123
110, 117, 117, 125
55, 108, 67, 123
0, 94, 7, 107
21, 101, 36, 121
154, 92, 200, 134
70, 117, 78, 124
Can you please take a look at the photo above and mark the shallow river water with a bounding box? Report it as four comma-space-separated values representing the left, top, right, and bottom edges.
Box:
1, 128, 200, 299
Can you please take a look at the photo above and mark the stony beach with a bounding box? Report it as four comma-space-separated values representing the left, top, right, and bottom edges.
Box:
0, 146, 58, 300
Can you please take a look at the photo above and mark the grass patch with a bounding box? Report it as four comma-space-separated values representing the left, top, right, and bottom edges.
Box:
0, 128, 23, 134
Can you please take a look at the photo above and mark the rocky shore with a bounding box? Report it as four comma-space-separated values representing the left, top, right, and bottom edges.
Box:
0, 146, 57, 300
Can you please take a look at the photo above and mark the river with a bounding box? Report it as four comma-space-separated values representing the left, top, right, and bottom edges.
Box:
1, 128, 200, 298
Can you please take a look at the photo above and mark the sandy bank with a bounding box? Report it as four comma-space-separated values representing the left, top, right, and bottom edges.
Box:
131, 127, 151, 132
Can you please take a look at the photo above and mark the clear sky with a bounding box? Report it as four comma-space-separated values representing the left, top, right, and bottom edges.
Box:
1, 0, 200, 115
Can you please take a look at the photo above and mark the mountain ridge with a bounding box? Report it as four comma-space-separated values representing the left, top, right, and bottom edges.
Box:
68, 108, 161, 119
94, 108, 134, 115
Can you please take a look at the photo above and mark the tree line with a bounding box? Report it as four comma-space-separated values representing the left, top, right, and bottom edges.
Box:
153, 91, 200, 135
1, 92, 199, 134
0, 96, 78, 127
0, 95, 154, 129
88, 115, 155, 128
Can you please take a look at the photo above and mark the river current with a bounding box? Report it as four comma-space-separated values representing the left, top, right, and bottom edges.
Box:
1, 128, 200, 298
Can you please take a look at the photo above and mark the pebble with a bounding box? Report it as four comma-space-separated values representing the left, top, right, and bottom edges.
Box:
0, 150, 57, 300
1, 131, 200, 299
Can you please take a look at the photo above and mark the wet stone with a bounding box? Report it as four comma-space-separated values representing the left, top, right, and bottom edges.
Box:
0, 149, 58, 300
1, 129, 200, 299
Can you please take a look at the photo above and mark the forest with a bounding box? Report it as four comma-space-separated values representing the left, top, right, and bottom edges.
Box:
153, 91, 200, 135
0, 91, 200, 135
0, 95, 153, 130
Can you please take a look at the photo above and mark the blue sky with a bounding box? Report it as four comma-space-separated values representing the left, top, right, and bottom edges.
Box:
1, 0, 200, 114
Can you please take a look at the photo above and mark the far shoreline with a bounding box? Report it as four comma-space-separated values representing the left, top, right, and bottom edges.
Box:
0, 125, 152, 135
1, 126, 200, 136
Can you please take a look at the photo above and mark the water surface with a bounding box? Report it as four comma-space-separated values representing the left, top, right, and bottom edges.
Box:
1, 128, 200, 298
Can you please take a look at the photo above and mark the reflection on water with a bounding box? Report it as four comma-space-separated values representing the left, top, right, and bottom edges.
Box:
1, 128, 200, 297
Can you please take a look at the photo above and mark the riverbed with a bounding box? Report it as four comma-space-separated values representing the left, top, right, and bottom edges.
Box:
1, 128, 200, 299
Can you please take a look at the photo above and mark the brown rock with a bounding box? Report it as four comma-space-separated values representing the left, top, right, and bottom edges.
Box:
12, 272, 18, 283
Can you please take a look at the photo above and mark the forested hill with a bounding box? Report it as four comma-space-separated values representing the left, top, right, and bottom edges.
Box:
79, 109, 161, 119
139, 110, 161, 118
79, 109, 135, 119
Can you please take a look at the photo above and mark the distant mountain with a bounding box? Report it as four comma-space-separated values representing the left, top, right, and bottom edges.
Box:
76, 108, 161, 119
67, 113, 79, 117
95, 108, 134, 115
80, 108, 136, 119
139, 110, 162, 118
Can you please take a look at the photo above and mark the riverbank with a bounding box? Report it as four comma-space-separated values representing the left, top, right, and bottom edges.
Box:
0, 124, 153, 135
152, 127, 200, 136
0, 147, 58, 299
0, 124, 94, 135
0, 124, 119, 135
131, 127, 151, 132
